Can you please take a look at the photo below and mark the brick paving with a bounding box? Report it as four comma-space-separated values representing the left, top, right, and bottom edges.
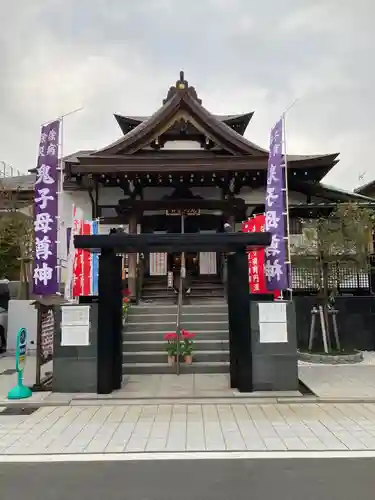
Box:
2, 402, 375, 454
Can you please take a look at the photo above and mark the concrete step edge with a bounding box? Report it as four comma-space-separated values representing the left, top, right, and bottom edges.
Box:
122, 339, 229, 344
122, 362, 230, 367
178, 321, 228, 324
122, 350, 229, 356
132, 305, 178, 309
128, 313, 177, 317
124, 330, 228, 334
181, 313, 228, 316
182, 301, 228, 309
128, 321, 177, 325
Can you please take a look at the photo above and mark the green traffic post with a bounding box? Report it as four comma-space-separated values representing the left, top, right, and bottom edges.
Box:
8, 327, 32, 400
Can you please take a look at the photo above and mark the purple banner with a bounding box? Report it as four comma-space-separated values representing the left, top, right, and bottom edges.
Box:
33, 120, 60, 295
264, 118, 289, 290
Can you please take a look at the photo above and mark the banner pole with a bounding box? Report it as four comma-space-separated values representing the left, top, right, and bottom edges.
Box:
282, 112, 293, 301
47, 108, 83, 294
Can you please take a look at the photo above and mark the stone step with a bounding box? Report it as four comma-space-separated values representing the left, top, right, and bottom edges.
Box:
128, 304, 178, 315
141, 289, 176, 297
122, 361, 229, 375
127, 320, 228, 332
183, 299, 227, 306
141, 292, 224, 301
190, 288, 224, 294
128, 312, 228, 324
181, 303, 227, 314
142, 283, 223, 290
180, 312, 228, 322
179, 321, 228, 331
126, 321, 177, 332
122, 350, 229, 364
127, 312, 177, 323
122, 339, 229, 352
190, 277, 223, 283
141, 293, 224, 301
139, 298, 178, 305
185, 283, 224, 290
124, 330, 229, 341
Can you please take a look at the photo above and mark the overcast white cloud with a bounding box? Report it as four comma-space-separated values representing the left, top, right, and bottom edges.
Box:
0, 0, 373, 190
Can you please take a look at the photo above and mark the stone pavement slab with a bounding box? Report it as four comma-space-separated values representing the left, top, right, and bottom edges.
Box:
2, 352, 375, 406
73, 373, 302, 400
2, 402, 375, 454
0, 353, 52, 392
299, 363, 375, 398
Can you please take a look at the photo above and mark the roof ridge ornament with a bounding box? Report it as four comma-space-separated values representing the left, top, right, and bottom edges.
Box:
163, 71, 202, 105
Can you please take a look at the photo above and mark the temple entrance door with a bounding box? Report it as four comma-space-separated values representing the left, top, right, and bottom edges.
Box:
149, 231, 168, 276
166, 212, 219, 277
199, 230, 218, 275
168, 252, 199, 277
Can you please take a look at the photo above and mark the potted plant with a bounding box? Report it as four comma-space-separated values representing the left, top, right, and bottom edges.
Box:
122, 288, 131, 324
181, 329, 196, 365
164, 332, 179, 365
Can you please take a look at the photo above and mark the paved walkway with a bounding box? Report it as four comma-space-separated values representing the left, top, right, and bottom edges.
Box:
2, 352, 375, 404
299, 362, 375, 399
0, 354, 50, 396
2, 402, 375, 454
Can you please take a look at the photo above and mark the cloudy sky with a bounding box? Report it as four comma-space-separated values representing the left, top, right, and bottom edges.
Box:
0, 0, 373, 190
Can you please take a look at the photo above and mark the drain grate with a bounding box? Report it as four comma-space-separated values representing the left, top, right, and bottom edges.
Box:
0, 369, 17, 375
0, 406, 40, 416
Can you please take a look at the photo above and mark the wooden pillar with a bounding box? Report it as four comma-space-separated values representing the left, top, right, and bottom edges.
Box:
370, 255, 375, 294
227, 214, 235, 229
227, 249, 253, 392
112, 255, 123, 391
128, 212, 137, 301
97, 249, 122, 394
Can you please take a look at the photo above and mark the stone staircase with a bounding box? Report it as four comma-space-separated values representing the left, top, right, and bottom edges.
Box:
141, 276, 176, 302
188, 275, 225, 299
122, 301, 229, 374
141, 275, 225, 302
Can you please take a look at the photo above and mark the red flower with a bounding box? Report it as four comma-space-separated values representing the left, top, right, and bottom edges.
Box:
181, 329, 196, 339
164, 333, 178, 341
123, 297, 129, 303
122, 288, 131, 296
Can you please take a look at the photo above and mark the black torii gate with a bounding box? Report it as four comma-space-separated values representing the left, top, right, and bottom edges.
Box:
74, 231, 271, 394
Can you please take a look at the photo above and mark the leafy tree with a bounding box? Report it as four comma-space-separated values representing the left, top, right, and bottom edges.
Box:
0, 182, 34, 297
292, 202, 374, 352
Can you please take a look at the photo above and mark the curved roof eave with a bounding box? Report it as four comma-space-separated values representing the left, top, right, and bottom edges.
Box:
319, 182, 375, 201
354, 180, 375, 195
114, 111, 254, 128
94, 93, 264, 156
94, 93, 181, 155
296, 180, 375, 202
183, 93, 267, 155
287, 152, 340, 164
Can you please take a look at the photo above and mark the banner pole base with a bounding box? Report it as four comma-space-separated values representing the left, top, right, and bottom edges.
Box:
7, 384, 32, 400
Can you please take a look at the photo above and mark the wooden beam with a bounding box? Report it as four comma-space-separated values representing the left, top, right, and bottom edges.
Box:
74, 231, 272, 253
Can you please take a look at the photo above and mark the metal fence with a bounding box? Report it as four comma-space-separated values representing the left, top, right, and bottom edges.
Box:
292, 262, 370, 292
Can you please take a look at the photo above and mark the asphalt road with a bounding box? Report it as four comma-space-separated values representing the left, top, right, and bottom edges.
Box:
0, 458, 373, 500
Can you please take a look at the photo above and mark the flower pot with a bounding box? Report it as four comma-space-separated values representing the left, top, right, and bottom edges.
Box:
184, 355, 193, 365
168, 355, 176, 366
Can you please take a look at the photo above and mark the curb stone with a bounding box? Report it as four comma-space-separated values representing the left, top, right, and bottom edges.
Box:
2, 395, 375, 407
